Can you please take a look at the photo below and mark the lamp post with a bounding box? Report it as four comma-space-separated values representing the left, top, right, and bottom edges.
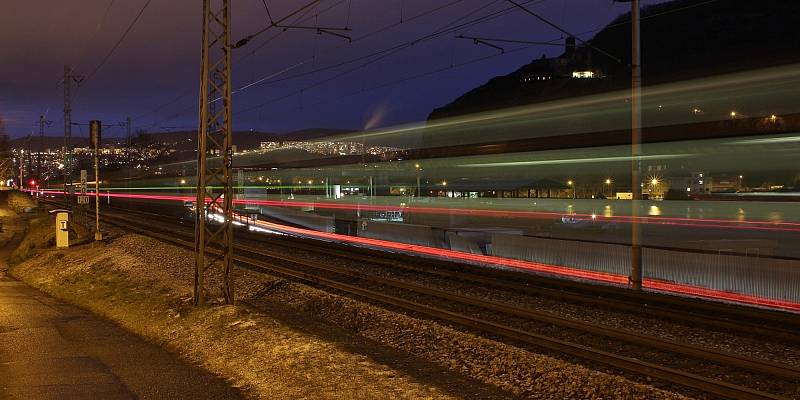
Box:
567, 180, 575, 199
415, 163, 421, 200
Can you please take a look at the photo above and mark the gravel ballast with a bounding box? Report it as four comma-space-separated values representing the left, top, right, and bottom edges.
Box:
13, 231, 686, 399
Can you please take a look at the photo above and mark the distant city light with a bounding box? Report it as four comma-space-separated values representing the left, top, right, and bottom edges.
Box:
730, 111, 737, 118
605, 178, 612, 185
180, 179, 187, 185
651, 178, 660, 186
567, 180, 573, 186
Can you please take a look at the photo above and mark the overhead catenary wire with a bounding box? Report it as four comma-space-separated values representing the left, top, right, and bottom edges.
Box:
252, 0, 720, 115
254, 41, 544, 117
149, 0, 544, 127
72, 0, 117, 73
140, 0, 503, 128
137, 0, 340, 127
144, 0, 717, 131
79, 0, 153, 88
237, 0, 543, 95
504, 0, 621, 63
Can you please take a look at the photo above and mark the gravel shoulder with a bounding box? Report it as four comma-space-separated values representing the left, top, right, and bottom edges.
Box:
12, 219, 686, 400
10, 230, 511, 399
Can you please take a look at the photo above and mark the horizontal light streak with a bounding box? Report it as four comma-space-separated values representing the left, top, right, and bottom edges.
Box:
246, 214, 800, 312
458, 154, 691, 168
37, 190, 800, 232
35, 189, 800, 311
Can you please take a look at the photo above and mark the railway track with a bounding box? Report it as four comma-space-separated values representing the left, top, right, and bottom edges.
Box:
248, 226, 800, 343
93, 201, 800, 343
71, 204, 799, 400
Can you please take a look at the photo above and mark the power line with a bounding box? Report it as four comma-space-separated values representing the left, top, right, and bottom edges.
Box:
255, 41, 543, 116
148, 0, 542, 126
136, 0, 339, 128
73, 0, 117, 72
80, 0, 153, 87
505, 0, 621, 63
138, 0, 515, 128
233, 0, 544, 116
233, 0, 323, 48
236, 0, 543, 97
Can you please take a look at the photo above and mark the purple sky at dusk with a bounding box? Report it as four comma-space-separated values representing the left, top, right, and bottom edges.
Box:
0, 0, 667, 139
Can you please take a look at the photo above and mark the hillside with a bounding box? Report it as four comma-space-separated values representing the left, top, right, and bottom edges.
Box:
429, 0, 800, 120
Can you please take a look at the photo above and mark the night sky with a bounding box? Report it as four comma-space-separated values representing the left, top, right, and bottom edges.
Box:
1, 0, 667, 139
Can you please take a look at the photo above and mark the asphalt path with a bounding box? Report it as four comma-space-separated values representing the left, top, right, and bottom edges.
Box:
0, 193, 244, 400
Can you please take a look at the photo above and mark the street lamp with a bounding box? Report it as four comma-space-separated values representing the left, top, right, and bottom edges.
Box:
415, 164, 421, 199
567, 180, 575, 199
604, 178, 612, 197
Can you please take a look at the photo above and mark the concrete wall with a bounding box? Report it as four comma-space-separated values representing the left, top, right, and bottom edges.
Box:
258, 206, 335, 233
358, 220, 443, 248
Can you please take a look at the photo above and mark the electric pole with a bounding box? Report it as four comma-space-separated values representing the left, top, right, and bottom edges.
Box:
195, 0, 234, 305
629, 0, 643, 290
38, 115, 51, 182
125, 116, 132, 181
62, 65, 80, 205
90, 120, 103, 241
38, 115, 45, 180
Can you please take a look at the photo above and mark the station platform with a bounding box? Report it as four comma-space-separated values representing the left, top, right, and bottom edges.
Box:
0, 204, 243, 399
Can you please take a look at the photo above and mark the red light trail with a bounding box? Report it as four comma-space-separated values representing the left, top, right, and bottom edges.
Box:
33, 189, 800, 311
37, 189, 800, 232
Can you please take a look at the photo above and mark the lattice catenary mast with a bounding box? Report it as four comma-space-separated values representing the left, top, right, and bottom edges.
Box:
195, 0, 234, 305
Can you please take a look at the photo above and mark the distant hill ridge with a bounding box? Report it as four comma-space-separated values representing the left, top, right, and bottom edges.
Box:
429, 0, 800, 120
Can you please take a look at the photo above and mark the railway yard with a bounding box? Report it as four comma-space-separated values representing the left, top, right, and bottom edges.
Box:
27, 198, 797, 400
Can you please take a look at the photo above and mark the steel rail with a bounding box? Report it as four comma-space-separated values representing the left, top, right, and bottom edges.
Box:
92, 201, 800, 342
90, 209, 793, 399
46, 198, 800, 338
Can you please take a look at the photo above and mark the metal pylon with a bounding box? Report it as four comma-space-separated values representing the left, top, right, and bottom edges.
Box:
195, 0, 234, 306
63, 65, 73, 204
